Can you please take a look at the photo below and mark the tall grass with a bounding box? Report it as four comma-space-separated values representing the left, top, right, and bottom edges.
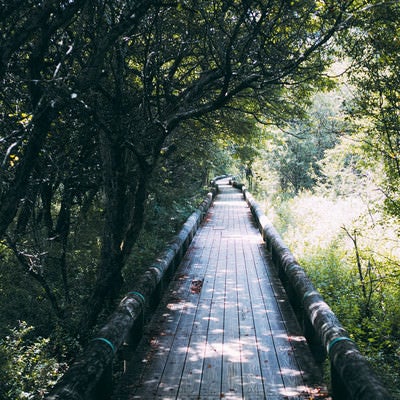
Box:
268, 191, 400, 398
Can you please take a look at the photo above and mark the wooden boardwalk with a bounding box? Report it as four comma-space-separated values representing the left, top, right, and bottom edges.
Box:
113, 180, 324, 400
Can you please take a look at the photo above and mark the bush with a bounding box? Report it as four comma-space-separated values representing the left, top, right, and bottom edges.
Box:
268, 190, 400, 398
0, 322, 66, 400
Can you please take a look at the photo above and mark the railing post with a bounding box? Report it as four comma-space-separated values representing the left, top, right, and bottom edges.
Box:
303, 314, 326, 363
331, 360, 351, 400
123, 307, 145, 355
90, 363, 113, 400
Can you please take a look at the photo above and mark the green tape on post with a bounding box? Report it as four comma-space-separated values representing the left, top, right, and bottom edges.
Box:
327, 337, 355, 355
151, 264, 164, 274
128, 291, 146, 304
92, 337, 116, 354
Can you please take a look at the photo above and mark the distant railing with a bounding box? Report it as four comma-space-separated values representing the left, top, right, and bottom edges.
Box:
45, 183, 220, 400
231, 180, 392, 400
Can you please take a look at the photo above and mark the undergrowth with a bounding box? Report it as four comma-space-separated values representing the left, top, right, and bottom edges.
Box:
268, 191, 400, 399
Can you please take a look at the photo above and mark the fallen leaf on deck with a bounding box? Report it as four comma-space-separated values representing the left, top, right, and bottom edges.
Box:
190, 279, 203, 293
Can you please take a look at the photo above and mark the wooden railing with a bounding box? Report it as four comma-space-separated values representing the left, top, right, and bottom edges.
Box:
231, 181, 392, 400
45, 184, 219, 400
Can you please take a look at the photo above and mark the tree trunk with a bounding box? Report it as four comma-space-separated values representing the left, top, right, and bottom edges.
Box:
0, 110, 53, 238
79, 125, 157, 335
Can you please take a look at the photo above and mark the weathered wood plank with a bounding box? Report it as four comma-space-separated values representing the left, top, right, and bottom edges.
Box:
199, 334, 223, 397
233, 239, 265, 398
177, 333, 207, 398
252, 245, 325, 398
154, 237, 214, 398
241, 242, 286, 397
115, 251, 201, 399
155, 333, 188, 398
258, 268, 307, 395
221, 238, 242, 398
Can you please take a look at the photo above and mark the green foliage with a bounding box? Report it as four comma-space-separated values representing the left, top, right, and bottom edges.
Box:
0, 244, 55, 338
0, 0, 354, 336
260, 90, 347, 195
301, 243, 360, 322
316, 136, 366, 198
270, 192, 365, 256
0, 0, 384, 395
339, 0, 400, 220
0, 322, 66, 400
123, 121, 228, 286
301, 240, 400, 398
266, 171, 400, 398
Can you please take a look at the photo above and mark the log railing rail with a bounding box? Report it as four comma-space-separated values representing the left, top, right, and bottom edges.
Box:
232, 181, 392, 400
44, 178, 224, 400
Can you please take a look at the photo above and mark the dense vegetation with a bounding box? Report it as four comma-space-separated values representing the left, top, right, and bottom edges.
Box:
0, 0, 399, 398
248, 4, 400, 391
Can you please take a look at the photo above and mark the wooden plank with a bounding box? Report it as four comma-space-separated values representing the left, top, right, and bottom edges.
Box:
163, 225, 217, 398
238, 240, 283, 397
181, 211, 224, 398
262, 249, 322, 377
126, 330, 175, 398
221, 238, 242, 398
122, 240, 208, 399
238, 296, 266, 397
249, 243, 312, 398
177, 333, 207, 398
199, 334, 223, 398
240, 238, 287, 397
230, 237, 264, 398
157, 228, 213, 398
155, 333, 189, 398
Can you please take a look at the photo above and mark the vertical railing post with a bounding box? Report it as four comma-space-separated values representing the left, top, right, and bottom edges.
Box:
90, 363, 113, 400
330, 360, 351, 400
302, 314, 326, 363
118, 304, 145, 396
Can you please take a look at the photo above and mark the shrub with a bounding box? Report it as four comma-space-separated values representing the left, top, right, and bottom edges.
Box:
268, 190, 400, 398
0, 322, 66, 400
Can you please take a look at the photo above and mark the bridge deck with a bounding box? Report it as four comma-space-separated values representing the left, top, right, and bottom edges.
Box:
113, 181, 325, 400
